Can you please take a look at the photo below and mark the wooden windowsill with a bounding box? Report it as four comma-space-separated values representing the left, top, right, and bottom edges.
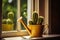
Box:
2, 30, 29, 38
2, 34, 60, 40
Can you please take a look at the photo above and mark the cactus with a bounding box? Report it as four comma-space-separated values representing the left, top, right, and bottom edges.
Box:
33, 12, 38, 24
2, 18, 13, 24
7, 12, 14, 24
2, 19, 7, 24
6, 18, 13, 24
29, 21, 33, 25
38, 16, 44, 25
29, 11, 44, 25
8, 12, 14, 20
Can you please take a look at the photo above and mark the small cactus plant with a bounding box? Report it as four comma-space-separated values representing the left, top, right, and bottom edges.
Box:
29, 11, 44, 25
29, 20, 33, 25
33, 12, 38, 24
38, 16, 44, 25
8, 12, 14, 20
2, 12, 14, 31
7, 11, 14, 24
2, 19, 7, 24
6, 18, 13, 24
2, 11, 14, 24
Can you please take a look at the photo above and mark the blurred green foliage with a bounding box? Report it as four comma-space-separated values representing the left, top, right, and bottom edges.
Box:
2, 0, 17, 30
20, 0, 27, 30
2, 0, 27, 30
2, 0, 17, 19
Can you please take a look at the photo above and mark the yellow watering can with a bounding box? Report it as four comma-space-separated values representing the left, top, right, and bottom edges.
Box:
17, 17, 44, 37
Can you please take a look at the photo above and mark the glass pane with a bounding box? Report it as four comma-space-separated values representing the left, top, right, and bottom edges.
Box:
20, 0, 27, 30
2, 0, 17, 31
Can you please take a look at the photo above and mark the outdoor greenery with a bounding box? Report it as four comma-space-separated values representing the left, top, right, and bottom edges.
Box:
20, 0, 27, 30
2, 0, 27, 30
2, 0, 17, 30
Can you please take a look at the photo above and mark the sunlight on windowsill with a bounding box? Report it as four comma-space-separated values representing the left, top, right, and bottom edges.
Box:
2, 30, 28, 38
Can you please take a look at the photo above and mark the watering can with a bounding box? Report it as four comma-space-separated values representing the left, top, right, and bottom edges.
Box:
17, 17, 44, 37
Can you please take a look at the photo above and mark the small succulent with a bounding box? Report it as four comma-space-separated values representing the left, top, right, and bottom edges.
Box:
8, 11, 14, 20
2, 19, 7, 24
29, 20, 33, 25
6, 18, 13, 24
38, 16, 44, 25
29, 11, 44, 25
33, 12, 38, 24
2, 18, 13, 24
7, 11, 14, 24
2, 11, 14, 24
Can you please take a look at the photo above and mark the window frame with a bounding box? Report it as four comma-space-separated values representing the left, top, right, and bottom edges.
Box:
2, 0, 34, 38
2, 0, 49, 38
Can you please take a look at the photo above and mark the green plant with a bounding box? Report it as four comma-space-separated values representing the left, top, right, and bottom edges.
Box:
38, 16, 44, 25
7, 11, 14, 24
29, 11, 44, 25
8, 12, 14, 20
2, 19, 7, 24
33, 12, 38, 24
6, 18, 13, 24
2, 11, 14, 24
29, 20, 33, 25
2, 18, 13, 24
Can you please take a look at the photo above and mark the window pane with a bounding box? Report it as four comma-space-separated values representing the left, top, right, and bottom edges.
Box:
2, 0, 17, 31
20, 0, 27, 30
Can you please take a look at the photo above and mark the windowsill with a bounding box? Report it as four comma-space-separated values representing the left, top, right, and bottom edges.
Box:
2, 30, 29, 38
2, 35, 60, 40
2, 30, 60, 39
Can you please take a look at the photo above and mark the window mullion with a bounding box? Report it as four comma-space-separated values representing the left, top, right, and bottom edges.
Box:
44, 0, 49, 34
27, 0, 33, 25
17, 0, 21, 31
35, 0, 39, 15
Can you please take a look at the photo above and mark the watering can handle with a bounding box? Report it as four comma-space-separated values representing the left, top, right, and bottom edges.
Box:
17, 17, 31, 34
17, 17, 27, 28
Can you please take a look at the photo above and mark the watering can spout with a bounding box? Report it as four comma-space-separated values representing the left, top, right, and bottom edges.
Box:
17, 17, 31, 35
